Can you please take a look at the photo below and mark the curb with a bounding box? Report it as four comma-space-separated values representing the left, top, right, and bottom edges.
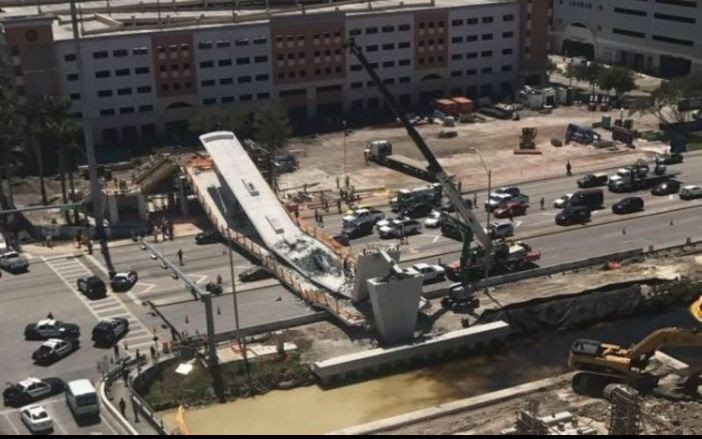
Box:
329, 373, 575, 435
99, 380, 139, 435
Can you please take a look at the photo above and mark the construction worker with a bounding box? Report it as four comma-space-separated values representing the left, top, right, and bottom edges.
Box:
86, 239, 93, 255
168, 221, 174, 240
177, 249, 184, 266
566, 160, 572, 176
337, 199, 342, 214
540, 197, 545, 210
216, 274, 223, 286
119, 398, 127, 417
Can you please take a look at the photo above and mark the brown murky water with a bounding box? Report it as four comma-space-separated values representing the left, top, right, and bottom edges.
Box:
163, 308, 700, 435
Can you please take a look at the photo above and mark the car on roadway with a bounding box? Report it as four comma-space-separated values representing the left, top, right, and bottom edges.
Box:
77, 276, 107, 300
493, 202, 527, 219
24, 319, 80, 341
439, 197, 473, 213
378, 219, 422, 238
612, 197, 644, 214
333, 234, 350, 246
20, 405, 53, 434
651, 180, 682, 196
424, 210, 447, 228
656, 152, 683, 165
0, 250, 29, 273
375, 216, 409, 230
409, 263, 446, 284
3, 378, 65, 408
239, 266, 273, 282
400, 203, 435, 219
553, 193, 573, 209
340, 221, 375, 240
577, 173, 608, 188
110, 271, 138, 292
680, 185, 702, 200
486, 221, 515, 239
32, 338, 80, 365
485, 191, 529, 212
555, 206, 591, 226
342, 208, 385, 226
92, 318, 129, 346
195, 230, 220, 245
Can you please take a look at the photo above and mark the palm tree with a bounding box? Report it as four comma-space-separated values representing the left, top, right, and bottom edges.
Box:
0, 82, 21, 210
47, 118, 81, 224
19, 96, 51, 205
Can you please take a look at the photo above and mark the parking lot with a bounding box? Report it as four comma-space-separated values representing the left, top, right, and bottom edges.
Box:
0, 258, 134, 435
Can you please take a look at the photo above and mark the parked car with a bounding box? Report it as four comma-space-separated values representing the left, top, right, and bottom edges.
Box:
409, 263, 446, 284
486, 221, 515, 239
651, 180, 682, 196
554, 193, 573, 209
680, 185, 702, 200
91, 318, 129, 346
3, 378, 65, 408
656, 152, 683, 165
577, 173, 608, 188
342, 208, 385, 226
378, 219, 422, 238
110, 271, 138, 292
612, 197, 644, 214
20, 405, 53, 434
424, 210, 447, 228
0, 251, 29, 273
493, 202, 527, 219
239, 266, 273, 282
32, 338, 80, 365
77, 276, 107, 300
24, 319, 80, 341
195, 230, 220, 245
400, 203, 434, 219
555, 206, 591, 226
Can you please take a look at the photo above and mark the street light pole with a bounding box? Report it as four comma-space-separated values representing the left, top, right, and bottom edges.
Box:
342, 120, 348, 180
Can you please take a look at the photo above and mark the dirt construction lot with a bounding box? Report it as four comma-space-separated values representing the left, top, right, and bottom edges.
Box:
281, 105, 667, 195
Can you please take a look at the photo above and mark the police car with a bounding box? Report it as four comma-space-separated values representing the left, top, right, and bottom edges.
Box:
32, 339, 80, 365
110, 271, 138, 292
92, 318, 129, 346
24, 319, 80, 341
3, 378, 65, 407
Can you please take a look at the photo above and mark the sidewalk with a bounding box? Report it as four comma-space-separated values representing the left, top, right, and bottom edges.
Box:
105, 376, 161, 435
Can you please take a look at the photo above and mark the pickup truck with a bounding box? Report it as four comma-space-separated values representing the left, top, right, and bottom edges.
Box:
0, 251, 29, 273
342, 208, 385, 226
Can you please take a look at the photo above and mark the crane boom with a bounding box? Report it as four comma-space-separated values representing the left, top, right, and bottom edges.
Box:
344, 39, 492, 250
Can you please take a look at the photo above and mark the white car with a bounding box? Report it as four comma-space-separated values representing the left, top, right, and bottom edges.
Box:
0, 250, 29, 272
424, 210, 446, 228
553, 193, 573, 209
680, 185, 702, 200
20, 405, 53, 434
485, 221, 515, 239
342, 208, 384, 226
410, 263, 446, 284
375, 216, 408, 230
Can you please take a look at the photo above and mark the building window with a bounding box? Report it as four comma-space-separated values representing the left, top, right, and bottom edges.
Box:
383, 78, 395, 85
481, 67, 493, 74
240, 94, 253, 101
466, 18, 478, 25
482, 17, 494, 24
201, 80, 215, 87
482, 34, 493, 41
133, 47, 149, 55
235, 39, 250, 47
382, 43, 395, 51
452, 36, 463, 43
219, 59, 232, 67
451, 70, 462, 77
451, 53, 463, 60
254, 55, 268, 63
113, 49, 128, 57
351, 82, 363, 89
383, 61, 395, 68
238, 76, 252, 83
350, 29, 361, 36
481, 50, 493, 57
350, 64, 362, 71
398, 42, 411, 49
93, 51, 108, 59
366, 27, 378, 34
139, 105, 154, 113
64, 54, 76, 62
120, 107, 134, 114
257, 92, 270, 100
502, 48, 514, 55
216, 40, 231, 48
255, 74, 269, 81
466, 69, 477, 76
367, 45, 378, 52
466, 35, 478, 42
220, 78, 234, 85
116, 68, 130, 77
398, 59, 411, 66
198, 42, 213, 50
382, 25, 395, 33
253, 37, 267, 45
135, 67, 150, 75
398, 24, 411, 31
67, 73, 79, 81
137, 86, 152, 94
236, 57, 251, 65
399, 76, 410, 83
95, 70, 111, 78
117, 88, 132, 96
69, 93, 80, 100
200, 61, 214, 68
503, 14, 514, 22
502, 65, 513, 72
222, 96, 235, 103
100, 109, 115, 116
203, 98, 217, 105
452, 19, 463, 26
466, 52, 478, 59
502, 32, 514, 39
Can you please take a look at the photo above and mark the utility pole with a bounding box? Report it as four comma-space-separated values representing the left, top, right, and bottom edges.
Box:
69, 1, 104, 239
343, 120, 348, 180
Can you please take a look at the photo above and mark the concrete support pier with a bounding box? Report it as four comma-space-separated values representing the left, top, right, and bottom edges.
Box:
368, 274, 423, 344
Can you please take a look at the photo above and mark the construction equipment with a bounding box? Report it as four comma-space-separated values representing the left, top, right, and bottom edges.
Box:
345, 38, 539, 309
365, 140, 438, 184
515, 127, 541, 155
568, 327, 702, 395
608, 159, 679, 193
565, 123, 601, 145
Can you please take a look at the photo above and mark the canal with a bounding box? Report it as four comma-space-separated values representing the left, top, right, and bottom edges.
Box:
165, 307, 701, 435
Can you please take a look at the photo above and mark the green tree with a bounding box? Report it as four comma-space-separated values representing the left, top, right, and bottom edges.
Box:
630, 72, 702, 132
254, 102, 292, 191
573, 62, 603, 93
0, 80, 24, 211
545, 57, 559, 78
563, 62, 579, 87
188, 109, 253, 137
598, 66, 637, 97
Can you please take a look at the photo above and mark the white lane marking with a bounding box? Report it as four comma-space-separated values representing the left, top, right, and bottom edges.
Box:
3, 413, 21, 435
432, 235, 441, 243
43, 256, 102, 321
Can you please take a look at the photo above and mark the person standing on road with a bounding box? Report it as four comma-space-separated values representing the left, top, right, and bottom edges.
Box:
216, 274, 223, 286
119, 398, 127, 417
540, 197, 545, 210
177, 249, 184, 266
167, 221, 174, 241
566, 160, 572, 176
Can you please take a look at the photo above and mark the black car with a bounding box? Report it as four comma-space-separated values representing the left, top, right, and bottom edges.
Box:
341, 221, 375, 240
400, 203, 434, 219
651, 180, 681, 196
110, 271, 138, 292
656, 153, 683, 165
92, 318, 129, 346
577, 173, 608, 188
555, 206, 591, 226
24, 319, 80, 341
32, 338, 80, 365
239, 266, 273, 282
3, 378, 65, 408
77, 276, 107, 300
332, 234, 350, 247
195, 230, 220, 245
612, 197, 644, 214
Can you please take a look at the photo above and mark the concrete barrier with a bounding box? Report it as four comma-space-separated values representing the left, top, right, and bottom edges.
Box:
312, 321, 511, 385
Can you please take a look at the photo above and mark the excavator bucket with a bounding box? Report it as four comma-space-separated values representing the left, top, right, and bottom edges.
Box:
691, 295, 702, 322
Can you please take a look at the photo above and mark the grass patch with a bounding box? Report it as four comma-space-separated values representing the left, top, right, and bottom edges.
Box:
142, 354, 313, 411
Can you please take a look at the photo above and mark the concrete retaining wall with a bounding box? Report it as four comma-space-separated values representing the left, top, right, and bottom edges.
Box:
312, 321, 511, 385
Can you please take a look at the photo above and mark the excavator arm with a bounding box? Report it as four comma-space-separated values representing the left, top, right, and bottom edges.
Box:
628, 327, 702, 360
344, 39, 491, 252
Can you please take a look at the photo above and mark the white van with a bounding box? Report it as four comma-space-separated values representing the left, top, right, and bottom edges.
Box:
65, 380, 100, 418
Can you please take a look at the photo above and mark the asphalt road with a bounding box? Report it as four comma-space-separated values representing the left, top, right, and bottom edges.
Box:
0, 258, 133, 435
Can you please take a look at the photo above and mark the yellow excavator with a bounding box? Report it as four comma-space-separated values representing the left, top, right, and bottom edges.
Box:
568, 326, 702, 396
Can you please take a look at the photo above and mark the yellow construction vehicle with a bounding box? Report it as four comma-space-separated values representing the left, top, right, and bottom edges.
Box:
692, 295, 702, 322
568, 327, 702, 395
